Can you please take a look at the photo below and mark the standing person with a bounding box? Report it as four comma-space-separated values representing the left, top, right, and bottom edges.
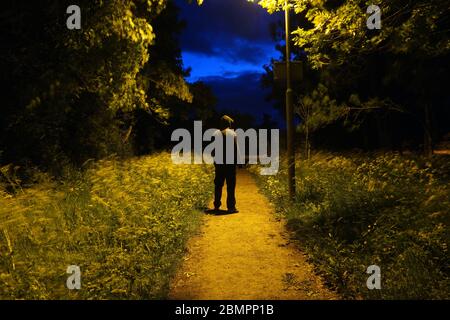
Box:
213, 115, 239, 213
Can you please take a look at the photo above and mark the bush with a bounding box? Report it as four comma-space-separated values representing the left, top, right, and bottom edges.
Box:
0, 153, 212, 299
252, 152, 449, 299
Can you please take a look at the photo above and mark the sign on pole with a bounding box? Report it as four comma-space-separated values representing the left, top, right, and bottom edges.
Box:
273, 61, 303, 83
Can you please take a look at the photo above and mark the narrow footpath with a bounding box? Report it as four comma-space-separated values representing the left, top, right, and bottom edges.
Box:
169, 170, 337, 299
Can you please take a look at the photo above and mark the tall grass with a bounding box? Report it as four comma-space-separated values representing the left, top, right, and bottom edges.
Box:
252, 152, 449, 299
0, 153, 212, 299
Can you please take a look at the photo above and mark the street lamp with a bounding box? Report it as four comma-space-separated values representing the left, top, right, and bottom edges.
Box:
283, 0, 296, 199
248, 0, 297, 199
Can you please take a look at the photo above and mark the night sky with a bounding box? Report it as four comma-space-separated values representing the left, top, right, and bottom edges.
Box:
175, 0, 284, 126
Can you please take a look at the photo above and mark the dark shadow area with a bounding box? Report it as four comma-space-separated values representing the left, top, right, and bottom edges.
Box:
204, 208, 237, 216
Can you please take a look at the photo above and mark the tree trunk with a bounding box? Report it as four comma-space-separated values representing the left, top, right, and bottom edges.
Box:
305, 124, 310, 159
363, 122, 370, 151
375, 113, 391, 150
424, 104, 433, 157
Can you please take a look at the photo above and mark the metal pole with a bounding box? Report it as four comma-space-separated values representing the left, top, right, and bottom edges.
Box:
285, 0, 295, 199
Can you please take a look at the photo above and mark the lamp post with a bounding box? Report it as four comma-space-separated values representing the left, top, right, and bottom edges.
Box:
284, 0, 295, 199
249, 0, 296, 199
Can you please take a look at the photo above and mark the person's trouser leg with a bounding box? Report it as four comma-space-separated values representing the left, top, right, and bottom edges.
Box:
214, 165, 225, 209
226, 166, 236, 210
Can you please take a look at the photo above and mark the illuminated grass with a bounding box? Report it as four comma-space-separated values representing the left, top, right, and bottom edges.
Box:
0, 153, 213, 299
252, 152, 449, 299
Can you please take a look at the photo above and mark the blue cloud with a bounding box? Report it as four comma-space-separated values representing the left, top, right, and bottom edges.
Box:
200, 72, 284, 127
176, 0, 284, 126
177, 0, 282, 79
183, 42, 279, 81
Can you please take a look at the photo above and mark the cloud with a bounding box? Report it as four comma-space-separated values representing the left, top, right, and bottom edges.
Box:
177, 0, 281, 42
176, 0, 282, 66
175, 0, 284, 127
182, 50, 275, 81
198, 72, 284, 127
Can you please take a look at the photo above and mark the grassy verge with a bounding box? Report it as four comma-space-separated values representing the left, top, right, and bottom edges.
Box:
0, 153, 213, 299
251, 152, 449, 299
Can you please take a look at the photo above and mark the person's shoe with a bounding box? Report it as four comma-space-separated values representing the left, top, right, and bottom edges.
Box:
227, 208, 239, 213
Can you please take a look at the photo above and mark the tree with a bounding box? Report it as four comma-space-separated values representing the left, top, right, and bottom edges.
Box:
256, 0, 450, 153
133, 1, 217, 154
0, 0, 207, 170
297, 84, 348, 158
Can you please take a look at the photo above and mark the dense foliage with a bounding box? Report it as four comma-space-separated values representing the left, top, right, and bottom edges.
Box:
0, 0, 211, 173
258, 0, 450, 153
0, 153, 212, 299
252, 152, 449, 299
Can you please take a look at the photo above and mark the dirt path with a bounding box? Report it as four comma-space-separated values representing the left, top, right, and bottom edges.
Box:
169, 169, 337, 300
